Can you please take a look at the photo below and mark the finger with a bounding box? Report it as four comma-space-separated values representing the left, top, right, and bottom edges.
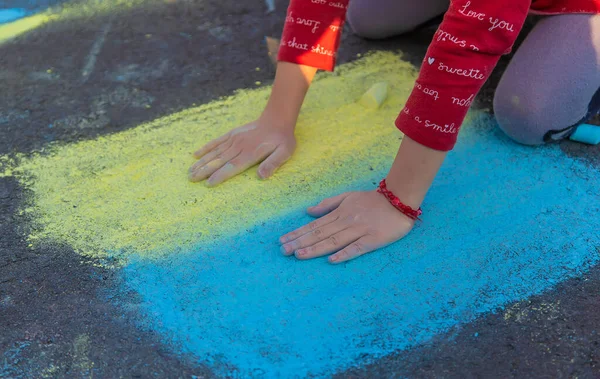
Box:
188, 139, 235, 178
279, 211, 339, 248
329, 235, 378, 264
192, 138, 234, 168
280, 217, 346, 256
193, 132, 231, 159
205, 140, 275, 185
307, 192, 351, 217
206, 152, 256, 186
294, 227, 362, 260
257, 146, 292, 179
188, 147, 240, 182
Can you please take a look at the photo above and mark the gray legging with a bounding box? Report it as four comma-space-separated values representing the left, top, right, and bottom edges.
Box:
346, 0, 600, 145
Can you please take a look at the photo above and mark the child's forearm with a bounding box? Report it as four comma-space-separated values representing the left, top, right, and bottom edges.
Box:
260, 62, 317, 129
266, 63, 444, 210
386, 136, 447, 209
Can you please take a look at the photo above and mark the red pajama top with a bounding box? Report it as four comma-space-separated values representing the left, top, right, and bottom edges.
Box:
277, 0, 600, 151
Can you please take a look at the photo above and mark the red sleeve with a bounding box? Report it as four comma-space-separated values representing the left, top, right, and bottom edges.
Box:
396, 0, 530, 151
277, 0, 350, 72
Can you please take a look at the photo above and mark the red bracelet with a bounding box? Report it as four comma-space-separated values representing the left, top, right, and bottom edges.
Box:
377, 179, 423, 221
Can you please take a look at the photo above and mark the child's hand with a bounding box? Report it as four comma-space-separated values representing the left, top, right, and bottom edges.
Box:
279, 190, 415, 264
189, 120, 296, 186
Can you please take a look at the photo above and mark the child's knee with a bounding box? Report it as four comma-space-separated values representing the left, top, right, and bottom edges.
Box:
493, 88, 551, 146
346, 4, 411, 39
347, 12, 388, 39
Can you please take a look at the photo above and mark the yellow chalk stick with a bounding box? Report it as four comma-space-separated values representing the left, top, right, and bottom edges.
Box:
359, 82, 389, 109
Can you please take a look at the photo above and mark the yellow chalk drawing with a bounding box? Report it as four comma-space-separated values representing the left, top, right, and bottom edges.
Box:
41, 364, 60, 378
503, 300, 561, 322
2, 52, 418, 261
72, 334, 94, 378
0, 0, 157, 46
0, 14, 50, 45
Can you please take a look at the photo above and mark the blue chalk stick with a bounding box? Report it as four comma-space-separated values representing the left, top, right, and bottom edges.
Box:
569, 124, 600, 145
0, 9, 27, 24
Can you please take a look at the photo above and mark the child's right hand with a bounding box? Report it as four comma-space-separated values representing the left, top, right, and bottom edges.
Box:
188, 118, 296, 186
189, 62, 316, 186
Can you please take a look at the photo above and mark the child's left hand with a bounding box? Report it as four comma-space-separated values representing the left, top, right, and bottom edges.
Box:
279, 190, 414, 263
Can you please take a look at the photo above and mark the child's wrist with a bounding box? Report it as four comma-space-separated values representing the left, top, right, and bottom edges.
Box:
377, 179, 423, 221
384, 137, 447, 209
384, 174, 426, 210
259, 107, 297, 131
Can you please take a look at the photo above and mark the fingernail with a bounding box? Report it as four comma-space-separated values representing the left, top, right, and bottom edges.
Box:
329, 255, 339, 263
188, 172, 200, 182
280, 245, 287, 255
189, 166, 204, 177
295, 249, 306, 257
279, 236, 287, 244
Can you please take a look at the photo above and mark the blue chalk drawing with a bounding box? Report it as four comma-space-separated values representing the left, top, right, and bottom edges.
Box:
0, 1, 69, 24
0, 8, 27, 24
122, 114, 600, 378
